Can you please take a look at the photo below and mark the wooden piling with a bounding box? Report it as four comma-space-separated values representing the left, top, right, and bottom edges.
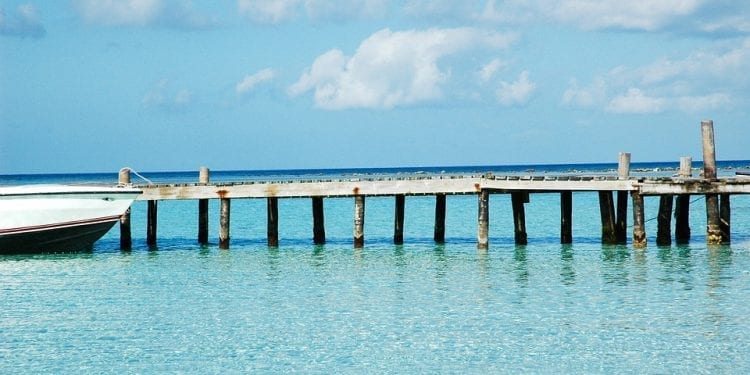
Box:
394, 194, 405, 245
354, 195, 365, 248
615, 152, 630, 244
312, 197, 325, 245
477, 190, 489, 249
267, 197, 279, 247
118, 168, 132, 250
511, 191, 528, 245
702, 120, 721, 244
599, 191, 617, 244
675, 157, 691, 244
434, 194, 446, 243
147, 200, 157, 246
198, 167, 209, 244
560, 191, 572, 244
720, 193, 730, 244
675, 195, 691, 244
656, 195, 673, 246
219, 198, 230, 249
632, 191, 647, 248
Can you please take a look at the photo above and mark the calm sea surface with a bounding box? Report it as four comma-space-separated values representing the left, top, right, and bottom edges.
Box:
2, 163, 750, 373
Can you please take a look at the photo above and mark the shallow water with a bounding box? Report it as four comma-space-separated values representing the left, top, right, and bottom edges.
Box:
2, 169, 750, 373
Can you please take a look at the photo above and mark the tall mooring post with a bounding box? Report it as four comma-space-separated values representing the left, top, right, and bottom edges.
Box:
702, 120, 723, 245
219, 198, 230, 249
267, 197, 279, 247
511, 191, 528, 245
312, 197, 326, 245
118, 168, 132, 250
477, 190, 489, 249
353, 195, 365, 248
631, 191, 647, 248
434, 194, 446, 243
675, 157, 692, 244
615, 152, 630, 244
394, 195, 405, 245
560, 191, 572, 244
198, 167, 210, 244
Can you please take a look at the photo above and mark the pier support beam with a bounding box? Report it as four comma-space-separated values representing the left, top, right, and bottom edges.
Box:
312, 197, 325, 245
720, 194, 730, 244
702, 120, 722, 245
511, 191, 528, 245
477, 190, 489, 250
632, 191, 647, 248
198, 167, 209, 245
219, 198, 230, 249
675, 157, 692, 244
560, 191, 572, 244
267, 197, 279, 247
656, 195, 673, 246
616, 152, 631, 244
394, 195, 405, 245
147, 200, 158, 247
354, 195, 365, 248
434, 194, 446, 243
118, 168, 132, 250
599, 191, 617, 244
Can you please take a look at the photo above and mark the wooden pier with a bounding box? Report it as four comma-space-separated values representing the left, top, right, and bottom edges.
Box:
118, 120, 750, 249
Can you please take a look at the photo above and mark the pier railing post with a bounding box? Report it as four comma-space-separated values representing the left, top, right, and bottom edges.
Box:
198, 167, 210, 245
118, 168, 132, 250
615, 152, 630, 244
354, 195, 365, 248
219, 198, 230, 249
675, 157, 692, 244
632, 191, 647, 248
312, 197, 326, 245
701, 120, 722, 244
477, 190, 489, 249
560, 191, 572, 244
394, 195, 405, 245
434, 194, 446, 243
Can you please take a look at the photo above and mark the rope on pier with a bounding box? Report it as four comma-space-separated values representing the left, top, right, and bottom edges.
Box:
120, 167, 154, 185
631, 195, 705, 227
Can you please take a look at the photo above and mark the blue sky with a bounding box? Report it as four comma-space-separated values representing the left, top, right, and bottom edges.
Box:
1, 1, 749, 174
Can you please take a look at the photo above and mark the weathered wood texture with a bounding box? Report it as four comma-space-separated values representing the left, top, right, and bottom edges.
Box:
119, 168, 132, 250
632, 191, 647, 248
198, 167, 210, 244
394, 194, 405, 245
656, 195, 673, 246
147, 200, 157, 246
674, 195, 691, 244
312, 197, 325, 245
354, 195, 365, 248
599, 191, 617, 244
267, 197, 279, 247
477, 190, 489, 249
434, 194, 446, 243
219, 198, 230, 249
511, 191, 528, 245
560, 191, 572, 244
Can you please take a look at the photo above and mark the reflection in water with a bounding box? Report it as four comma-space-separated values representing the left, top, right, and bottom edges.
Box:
513, 245, 528, 286
632, 249, 648, 284
656, 245, 695, 290
601, 245, 630, 285
560, 244, 575, 285
432, 244, 448, 282
707, 246, 733, 294
265, 246, 281, 281
310, 245, 327, 268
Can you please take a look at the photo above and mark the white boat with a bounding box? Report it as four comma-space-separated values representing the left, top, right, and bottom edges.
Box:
0, 185, 141, 254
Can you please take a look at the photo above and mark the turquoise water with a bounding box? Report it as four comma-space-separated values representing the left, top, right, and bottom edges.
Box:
2, 169, 750, 373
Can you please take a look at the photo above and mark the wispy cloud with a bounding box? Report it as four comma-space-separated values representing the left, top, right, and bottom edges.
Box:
73, 0, 216, 29
143, 79, 193, 110
0, 3, 45, 38
496, 70, 536, 106
606, 88, 665, 114
236, 68, 276, 95
238, 0, 387, 24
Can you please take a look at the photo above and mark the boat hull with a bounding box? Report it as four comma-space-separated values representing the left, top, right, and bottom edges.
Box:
0, 185, 141, 254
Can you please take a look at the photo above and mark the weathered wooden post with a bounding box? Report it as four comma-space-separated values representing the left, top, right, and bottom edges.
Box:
394, 194, 405, 245
616, 152, 630, 244
198, 167, 210, 244
219, 198, 230, 249
147, 200, 157, 247
511, 191, 528, 245
560, 191, 572, 244
312, 197, 325, 245
702, 120, 722, 245
353, 195, 365, 248
675, 157, 691, 244
434, 194, 446, 243
267, 197, 279, 247
599, 191, 617, 244
632, 191, 647, 248
720, 194, 730, 244
118, 168, 132, 250
477, 190, 489, 249
656, 195, 673, 246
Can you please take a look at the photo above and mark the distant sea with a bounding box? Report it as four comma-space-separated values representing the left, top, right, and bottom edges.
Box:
2, 161, 749, 373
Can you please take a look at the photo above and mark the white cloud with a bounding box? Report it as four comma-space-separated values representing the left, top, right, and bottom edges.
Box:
238, 0, 387, 24
562, 78, 606, 107
143, 79, 193, 110
73, 0, 215, 29
677, 93, 732, 113
0, 3, 45, 38
479, 59, 506, 82
289, 27, 516, 110
547, 0, 702, 31
606, 88, 665, 114
236, 68, 276, 95
496, 70, 535, 106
